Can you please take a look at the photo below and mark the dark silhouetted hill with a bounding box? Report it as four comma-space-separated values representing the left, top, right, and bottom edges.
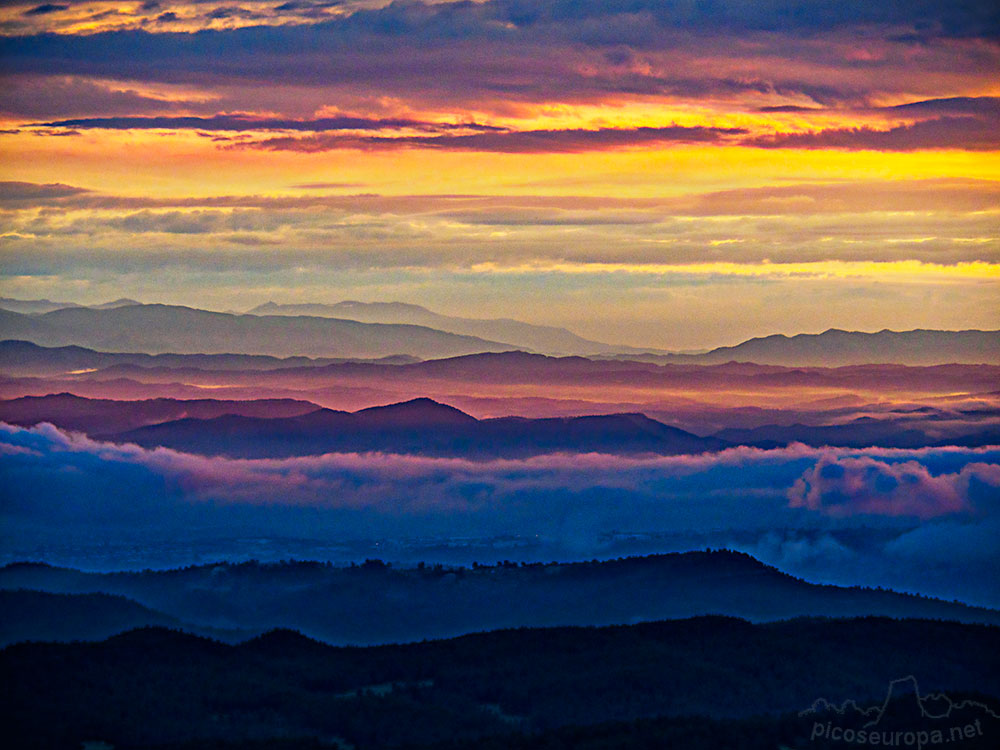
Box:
2, 615, 998, 749
3, 552, 997, 646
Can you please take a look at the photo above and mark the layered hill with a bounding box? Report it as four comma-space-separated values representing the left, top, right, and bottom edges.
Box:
3, 552, 998, 645
0, 297, 83, 314
6, 391, 995, 454
0, 304, 515, 359
3, 302, 996, 364
99, 397, 725, 458
0, 589, 247, 646
0, 297, 141, 314
28, 347, 997, 395
715, 419, 1000, 449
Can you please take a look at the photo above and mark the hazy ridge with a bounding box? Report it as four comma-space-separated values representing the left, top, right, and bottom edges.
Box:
0, 305, 515, 359
2, 299, 997, 363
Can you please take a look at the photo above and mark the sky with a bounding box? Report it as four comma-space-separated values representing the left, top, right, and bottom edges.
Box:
1, 0, 998, 349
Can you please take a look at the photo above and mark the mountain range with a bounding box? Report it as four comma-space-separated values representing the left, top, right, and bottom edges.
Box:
97, 397, 726, 458
0, 304, 516, 359
0, 297, 140, 314
5, 392, 997, 452
11, 340, 995, 393
2, 298, 997, 364
42, 350, 997, 403
629, 328, 1000, 366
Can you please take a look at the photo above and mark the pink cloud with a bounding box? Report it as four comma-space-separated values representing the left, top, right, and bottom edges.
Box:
788, 454, 1000, 518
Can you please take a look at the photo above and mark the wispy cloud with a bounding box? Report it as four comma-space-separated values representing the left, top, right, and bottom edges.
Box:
746, 116, 1000, 152
28, 114, 505, 133
23, 3, 69, 17
236, 125, 747, 153
0, 181, 91, 202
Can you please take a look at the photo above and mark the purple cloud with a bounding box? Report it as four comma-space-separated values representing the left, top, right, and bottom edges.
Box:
29, 114, 505, 133
788, 454, 1000, 518
745, 116, 1000, 151
0, 181, 91, 203
24, 3, 69, 16
885, 96, 1000, 117
240, 125, 747, 153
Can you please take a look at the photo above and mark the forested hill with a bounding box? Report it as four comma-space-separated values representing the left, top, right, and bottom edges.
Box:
2, 616, 998, 750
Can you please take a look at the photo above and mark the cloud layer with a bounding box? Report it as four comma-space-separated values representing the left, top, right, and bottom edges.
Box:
3, 421, 998, 604
3, 421, 997, 520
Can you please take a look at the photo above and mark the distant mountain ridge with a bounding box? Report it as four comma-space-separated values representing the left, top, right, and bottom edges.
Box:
3, 298, 996, 363
247, 299, 624, 354
0, 297, 139, 314
86, 349, 997, 396
100, 397, 727, 458
0, 304, 516, 359
0, 339, 419, 376
0, 297, 82, 314
637, 328, 1000, 366
714, 420, 1000, 450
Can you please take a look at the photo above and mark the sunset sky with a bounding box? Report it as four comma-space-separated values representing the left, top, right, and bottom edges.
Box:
1, 0, 998, 348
